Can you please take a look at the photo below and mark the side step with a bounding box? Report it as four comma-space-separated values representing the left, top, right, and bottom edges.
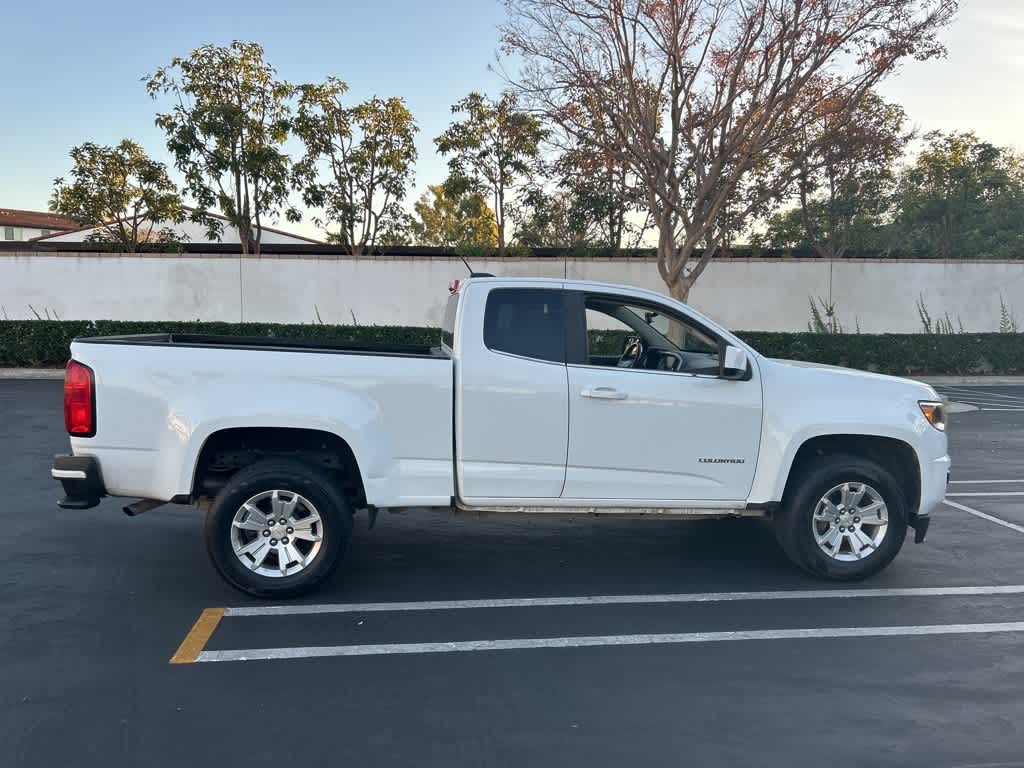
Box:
453, 503, 766, 519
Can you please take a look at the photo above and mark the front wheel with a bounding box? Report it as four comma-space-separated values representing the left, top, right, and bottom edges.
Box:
205, 459, 353, 598
774, 454, 908, 580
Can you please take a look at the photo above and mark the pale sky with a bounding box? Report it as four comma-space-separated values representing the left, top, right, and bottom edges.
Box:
0, 0, 1020, 240
874, 0, 1023, 151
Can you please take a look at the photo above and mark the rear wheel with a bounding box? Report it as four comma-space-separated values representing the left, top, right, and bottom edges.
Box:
774, 454, 908, 580
205, 459, 352, 598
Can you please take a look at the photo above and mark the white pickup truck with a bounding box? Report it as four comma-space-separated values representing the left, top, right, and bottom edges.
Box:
53, 276, 949, 597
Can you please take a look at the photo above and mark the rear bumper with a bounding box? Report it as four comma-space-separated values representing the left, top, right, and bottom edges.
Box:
52, 455, 106, 509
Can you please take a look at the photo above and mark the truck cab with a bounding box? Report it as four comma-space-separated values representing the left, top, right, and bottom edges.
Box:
449, 279, 762, 505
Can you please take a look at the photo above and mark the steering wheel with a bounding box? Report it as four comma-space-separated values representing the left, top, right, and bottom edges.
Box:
655, 351, 684, 372
617, 336, 647, 369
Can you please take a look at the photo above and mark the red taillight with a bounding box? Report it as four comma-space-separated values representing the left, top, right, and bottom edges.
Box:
64, 360, 95, 437
449, 279, 461, 294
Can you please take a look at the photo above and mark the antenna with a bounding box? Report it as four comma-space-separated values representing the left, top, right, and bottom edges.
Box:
458, 254, 495, 279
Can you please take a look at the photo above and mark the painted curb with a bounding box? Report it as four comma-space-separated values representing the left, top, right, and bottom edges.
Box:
0, 369, 64, 380
914, 376, 1024, 386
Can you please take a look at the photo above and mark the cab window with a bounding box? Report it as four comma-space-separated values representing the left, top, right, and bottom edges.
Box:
583, 296, 719, 375
483, 288, 566, 363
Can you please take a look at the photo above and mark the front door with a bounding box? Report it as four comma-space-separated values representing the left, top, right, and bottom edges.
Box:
561, 292, 762, 502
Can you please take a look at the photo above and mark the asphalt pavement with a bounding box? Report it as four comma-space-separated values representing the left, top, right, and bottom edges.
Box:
3, 379, 1024, 767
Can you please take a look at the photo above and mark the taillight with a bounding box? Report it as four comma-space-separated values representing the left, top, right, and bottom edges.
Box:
64, 360, 95, 437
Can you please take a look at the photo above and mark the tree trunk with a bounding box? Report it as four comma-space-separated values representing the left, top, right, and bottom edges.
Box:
667, 276, 691, 304
655, 218, 692, 304
496, 186, 506, 258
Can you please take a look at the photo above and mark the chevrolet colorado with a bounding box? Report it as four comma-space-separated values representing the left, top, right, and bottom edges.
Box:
52, 277, 949, 596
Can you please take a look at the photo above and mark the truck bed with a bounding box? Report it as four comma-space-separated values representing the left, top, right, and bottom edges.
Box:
74, 333, 446, 359
66, 331, 454, 506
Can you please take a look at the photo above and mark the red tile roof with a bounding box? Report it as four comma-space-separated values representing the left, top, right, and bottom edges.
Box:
0, 208, 81, 231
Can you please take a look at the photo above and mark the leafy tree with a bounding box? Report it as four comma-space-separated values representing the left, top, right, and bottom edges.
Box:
539, 79, 651, 250
891, 131, 1024, 259
294, 78, 418, 255
374, 212, 416, 247
503, 0, 957, 301
50, 139, 183, 252
551, 142, 649, 250
434, 91, 545, 256
410, 184, 498, 248
769, 91, 910, 258
511, 187, 579, 248
511, 185, 595, 248
146, 41, 299, 255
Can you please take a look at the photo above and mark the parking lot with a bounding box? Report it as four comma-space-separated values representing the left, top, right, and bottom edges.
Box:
4, 379, 1024, 767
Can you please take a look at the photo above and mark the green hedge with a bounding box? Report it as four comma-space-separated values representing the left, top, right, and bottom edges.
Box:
0, 321, 438, 367
736, 332, 1024, 375
2, 320, 1023, 375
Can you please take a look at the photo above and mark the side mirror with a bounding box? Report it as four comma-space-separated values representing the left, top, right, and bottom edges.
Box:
720, 345, 749, 380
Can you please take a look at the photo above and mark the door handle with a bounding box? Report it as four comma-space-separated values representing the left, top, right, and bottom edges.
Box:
581, 387, 628, 400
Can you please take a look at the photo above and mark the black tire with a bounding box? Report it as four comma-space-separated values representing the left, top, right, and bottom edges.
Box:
773, 454, 908, 580
205, 458, 353, 598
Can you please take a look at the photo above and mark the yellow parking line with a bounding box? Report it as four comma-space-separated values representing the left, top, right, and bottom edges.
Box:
170, 608, 225, 664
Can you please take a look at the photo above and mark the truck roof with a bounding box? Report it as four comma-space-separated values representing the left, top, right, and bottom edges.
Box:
458, 275, 681, 305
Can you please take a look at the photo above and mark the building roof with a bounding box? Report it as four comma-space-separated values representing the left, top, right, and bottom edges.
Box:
30, 207, 322, 245
0, 208, 81, 231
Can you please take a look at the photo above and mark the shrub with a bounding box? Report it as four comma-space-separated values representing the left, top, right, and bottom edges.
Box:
0, 321, 436, 367
737, 332, 1024, 375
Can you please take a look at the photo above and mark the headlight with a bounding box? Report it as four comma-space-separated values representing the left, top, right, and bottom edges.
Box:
919, 400, 946, 432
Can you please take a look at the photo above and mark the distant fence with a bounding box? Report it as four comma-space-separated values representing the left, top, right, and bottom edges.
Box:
1, 244, 1022, 332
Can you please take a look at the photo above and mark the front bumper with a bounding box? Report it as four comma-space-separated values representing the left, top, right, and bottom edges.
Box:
52, 455, 106, 509
910, 456, 951, 544
909, 508, 931, 543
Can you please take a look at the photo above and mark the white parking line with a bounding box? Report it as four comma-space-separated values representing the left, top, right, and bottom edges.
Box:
937, 387, 1024, 399
946, 492, 1024, 497
934, 388, 1024, 410
940, 394, 1024, 405
955, 401, 1024, 408
224, 584, 1024, 617
949, 479, 1024, 485
195, 621, 1024, 662
941, 399, 1024, 409
951, 399, 1024, 407
936, 387, 1024, 402
944, 499, 1024, 535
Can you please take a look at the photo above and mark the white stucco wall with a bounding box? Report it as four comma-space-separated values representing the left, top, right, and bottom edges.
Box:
1, 251, 1022, 332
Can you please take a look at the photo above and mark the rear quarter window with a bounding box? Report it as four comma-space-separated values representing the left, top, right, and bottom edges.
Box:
483, 288, 565, 363
441, 293, 459, 351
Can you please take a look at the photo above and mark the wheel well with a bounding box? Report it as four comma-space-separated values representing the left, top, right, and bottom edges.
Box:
784, 435, 920, 513
191, 428, 365, 507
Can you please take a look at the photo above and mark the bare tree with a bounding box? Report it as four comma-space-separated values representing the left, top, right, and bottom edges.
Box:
502, 0, 957, 301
